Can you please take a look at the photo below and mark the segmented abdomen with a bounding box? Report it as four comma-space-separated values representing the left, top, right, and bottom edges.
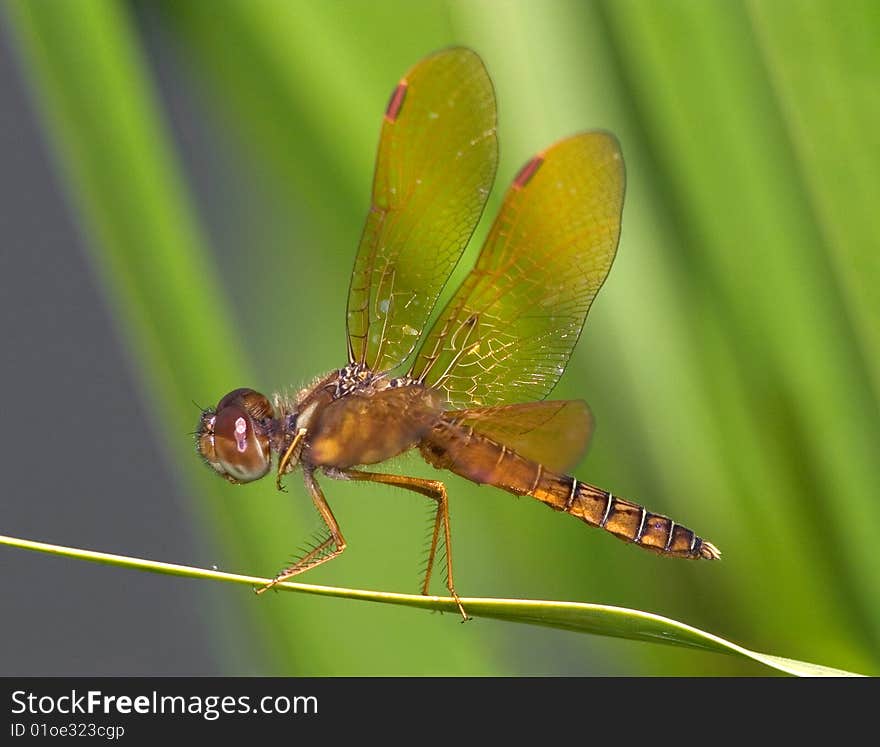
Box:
419, 419, 719, 560
557, 478, 719, 559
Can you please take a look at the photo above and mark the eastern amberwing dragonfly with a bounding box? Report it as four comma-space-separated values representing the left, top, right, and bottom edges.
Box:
196, 47, 719, 619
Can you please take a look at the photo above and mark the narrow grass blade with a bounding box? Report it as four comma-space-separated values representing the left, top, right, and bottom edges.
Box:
0, 533, 863, 677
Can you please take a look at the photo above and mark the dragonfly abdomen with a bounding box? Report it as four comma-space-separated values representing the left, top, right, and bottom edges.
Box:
420, 419, 719, 560
560, 480, 720, 560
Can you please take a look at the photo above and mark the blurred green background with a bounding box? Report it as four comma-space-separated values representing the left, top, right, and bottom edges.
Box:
2, 0, 878, 676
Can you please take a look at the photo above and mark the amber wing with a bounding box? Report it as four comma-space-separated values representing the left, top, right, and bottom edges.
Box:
346, 47, 498, 375
445, 400, 593, 474
410, 132, 625, 408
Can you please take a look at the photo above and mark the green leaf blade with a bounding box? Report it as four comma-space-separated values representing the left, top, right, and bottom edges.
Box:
0, 533, 864, 677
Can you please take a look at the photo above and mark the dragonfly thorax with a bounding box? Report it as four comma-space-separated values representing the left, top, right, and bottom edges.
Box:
335, 361, 376, 397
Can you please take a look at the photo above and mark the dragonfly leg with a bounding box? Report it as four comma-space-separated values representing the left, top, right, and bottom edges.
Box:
256, 467, 346, 594
326, 468, 468, 621
275, 427, 308, 491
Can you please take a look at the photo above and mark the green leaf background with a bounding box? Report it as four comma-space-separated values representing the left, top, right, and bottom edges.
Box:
3, 0, 878, 676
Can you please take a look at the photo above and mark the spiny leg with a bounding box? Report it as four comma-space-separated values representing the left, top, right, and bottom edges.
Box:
256, 468, 346, 594
326, 467, 467, 621
423, 495, 444, 598
276, 427, 307, 491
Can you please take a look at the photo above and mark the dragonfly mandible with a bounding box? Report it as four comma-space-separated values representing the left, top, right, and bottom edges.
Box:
196, 47, 720, 620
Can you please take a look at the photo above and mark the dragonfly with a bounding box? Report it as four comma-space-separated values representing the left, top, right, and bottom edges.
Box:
196, 47, 720, 620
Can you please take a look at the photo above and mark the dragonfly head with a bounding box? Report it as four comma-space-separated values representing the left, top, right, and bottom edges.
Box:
197, 388, 274, 484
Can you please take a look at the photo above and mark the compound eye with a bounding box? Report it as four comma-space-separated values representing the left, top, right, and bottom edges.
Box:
197, 389, 273, 483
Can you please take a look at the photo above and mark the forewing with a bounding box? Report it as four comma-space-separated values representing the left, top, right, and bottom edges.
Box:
410, 132, 625, 408
448, 400, 593, 473
347, 47, 498, 374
